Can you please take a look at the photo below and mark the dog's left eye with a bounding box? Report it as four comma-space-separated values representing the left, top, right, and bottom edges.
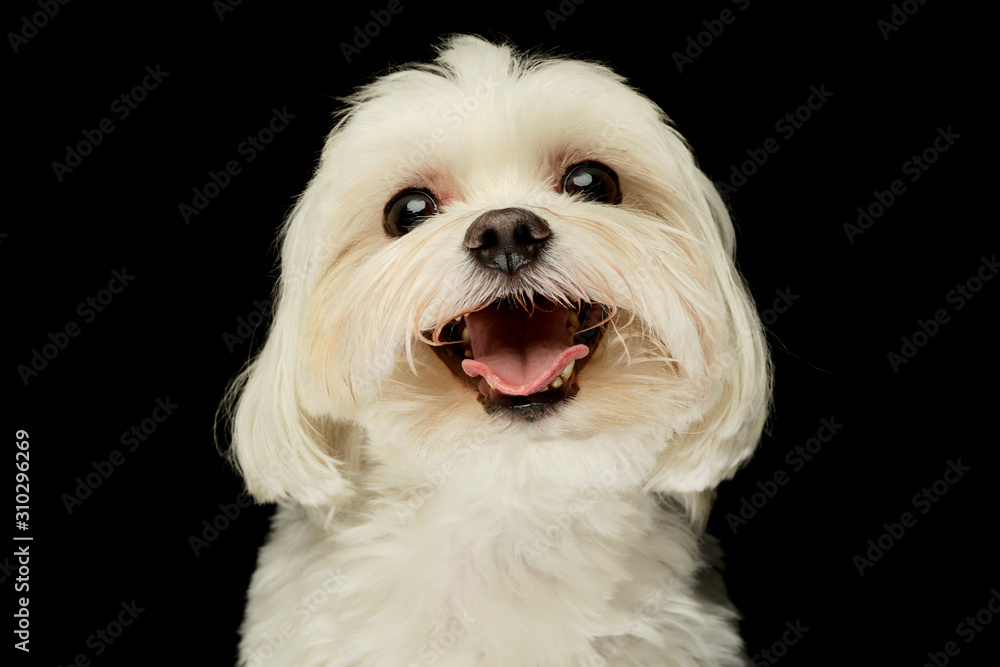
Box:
384, 189, 438, 237
562, 161, 622, 205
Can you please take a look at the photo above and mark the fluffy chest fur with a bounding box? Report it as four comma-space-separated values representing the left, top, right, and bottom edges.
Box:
239, 441, 745, 667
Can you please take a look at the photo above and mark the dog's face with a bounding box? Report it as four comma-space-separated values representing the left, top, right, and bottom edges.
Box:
228, 37, 770, 512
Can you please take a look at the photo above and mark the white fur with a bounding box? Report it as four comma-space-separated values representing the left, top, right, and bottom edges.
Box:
224, 35, 770, 666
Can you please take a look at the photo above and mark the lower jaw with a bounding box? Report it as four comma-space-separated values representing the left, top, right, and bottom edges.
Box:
477, 375, 580, 422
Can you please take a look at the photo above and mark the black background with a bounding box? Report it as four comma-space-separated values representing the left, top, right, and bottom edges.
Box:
7, 1, 995, 665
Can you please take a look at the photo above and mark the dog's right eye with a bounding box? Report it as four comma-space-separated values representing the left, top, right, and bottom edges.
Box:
384, 189, 438, 237
562, 161, 622, 205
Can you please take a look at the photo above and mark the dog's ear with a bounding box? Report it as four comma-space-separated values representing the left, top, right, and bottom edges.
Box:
221, 198, 358, 508
645, 169, 771, 525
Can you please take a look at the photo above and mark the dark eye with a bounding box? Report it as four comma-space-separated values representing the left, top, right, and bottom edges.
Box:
562, 161, 621, 205
383, 189, 438, 237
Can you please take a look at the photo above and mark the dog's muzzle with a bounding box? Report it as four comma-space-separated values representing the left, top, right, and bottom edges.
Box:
422, 208, 610, 420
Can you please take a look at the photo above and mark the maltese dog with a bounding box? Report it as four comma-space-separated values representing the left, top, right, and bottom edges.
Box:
225, 35, 770, 667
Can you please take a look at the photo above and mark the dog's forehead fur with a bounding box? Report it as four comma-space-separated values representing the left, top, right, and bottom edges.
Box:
320, 38, 688, 219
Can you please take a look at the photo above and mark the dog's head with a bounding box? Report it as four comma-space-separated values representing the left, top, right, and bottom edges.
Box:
224, 36, 770, 520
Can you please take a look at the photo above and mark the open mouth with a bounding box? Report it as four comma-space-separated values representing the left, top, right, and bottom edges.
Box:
429, 296, 608, 420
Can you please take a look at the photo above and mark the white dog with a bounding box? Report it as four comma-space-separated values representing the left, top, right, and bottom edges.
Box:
224, 35, 770, 667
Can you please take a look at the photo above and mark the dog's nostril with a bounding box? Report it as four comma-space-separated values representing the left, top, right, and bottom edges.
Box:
471, 228, 499, 251
465, 208, 551, 275
513, 222, 545, 247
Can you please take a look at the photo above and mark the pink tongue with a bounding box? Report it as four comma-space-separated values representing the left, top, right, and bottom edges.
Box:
461, 301, 589, 396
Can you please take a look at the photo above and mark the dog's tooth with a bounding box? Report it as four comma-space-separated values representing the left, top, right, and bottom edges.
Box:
550, 377, 564, 390
560, 360, 575, 381
567, 311, 579, 331
464, 350, 473, 358
461, 327, 471, 344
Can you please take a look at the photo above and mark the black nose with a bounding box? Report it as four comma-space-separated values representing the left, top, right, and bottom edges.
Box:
464, 208, 552, 275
